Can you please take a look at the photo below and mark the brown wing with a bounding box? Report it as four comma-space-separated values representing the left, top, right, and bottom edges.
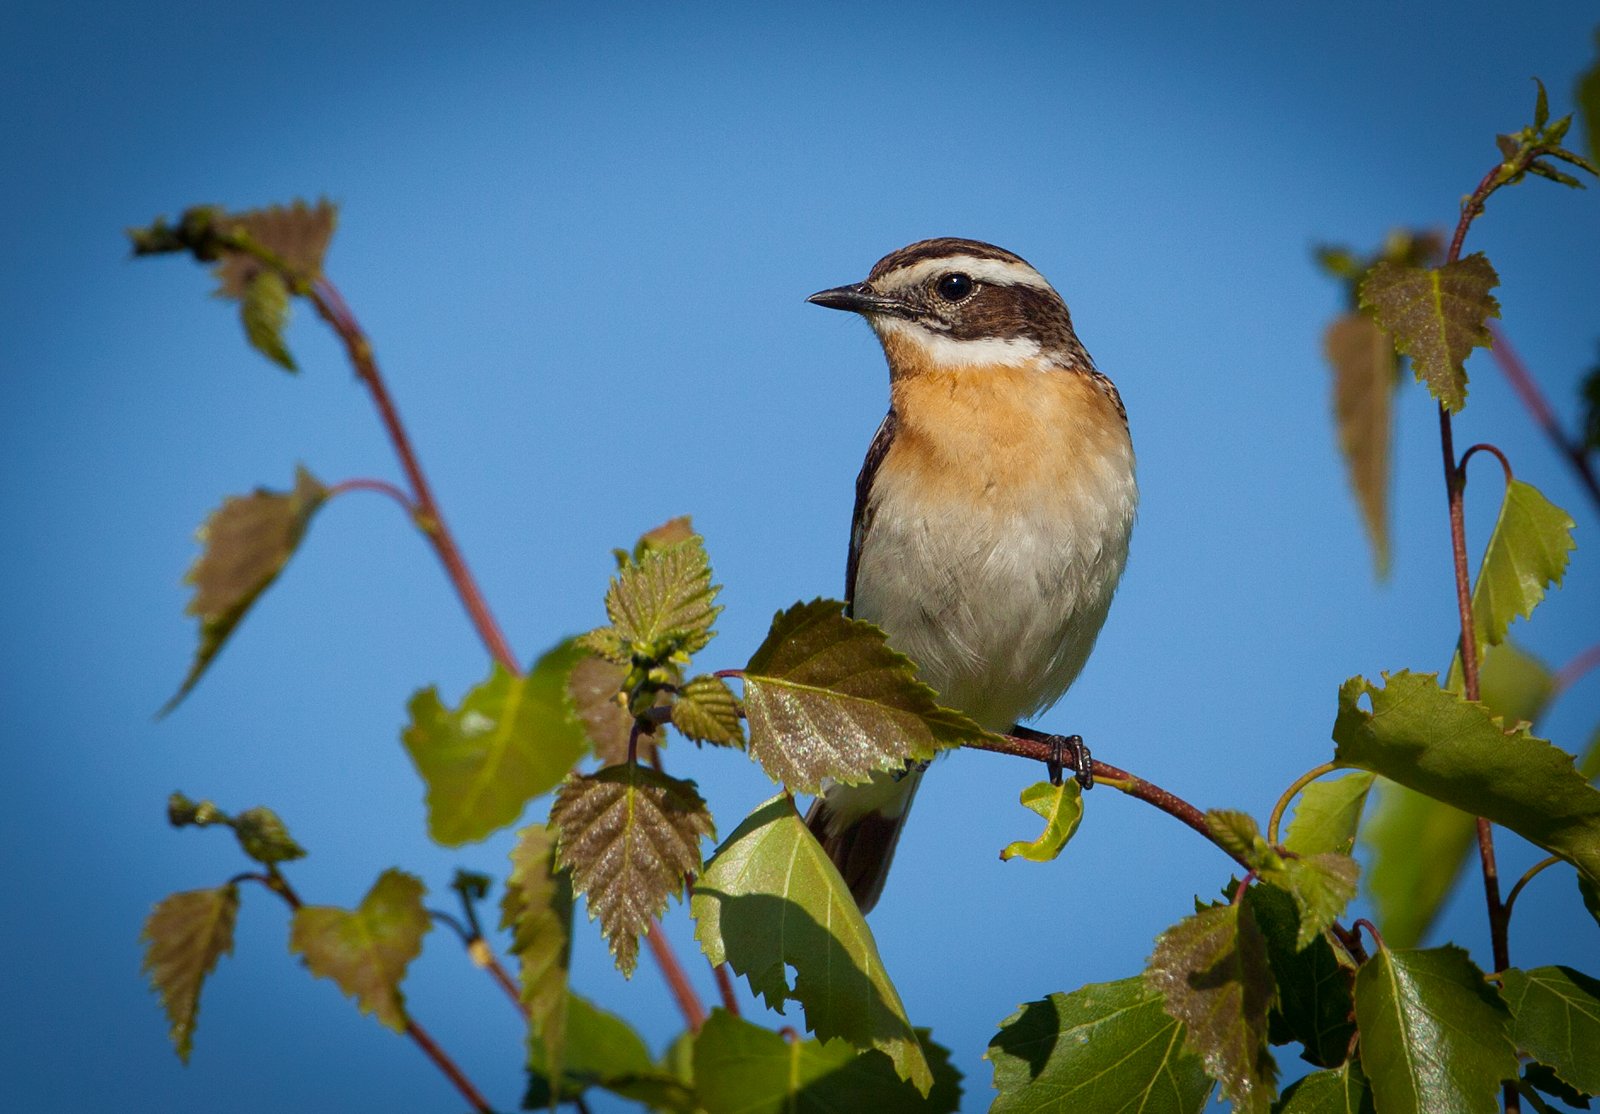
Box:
845, 410, 897, 616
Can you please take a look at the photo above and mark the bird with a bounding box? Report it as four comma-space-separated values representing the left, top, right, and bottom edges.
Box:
804, 237, 1137, 913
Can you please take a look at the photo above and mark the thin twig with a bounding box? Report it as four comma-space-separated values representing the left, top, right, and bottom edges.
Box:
713, 964, 741, 1017
306, 278, 520, 674
1554, 643, 1600, 697
1487, 321, 1600, 516
645, 926, 707, 1032
1502, 855, 1562, 937
1266, 761, 1341, 845
327, 476, 418, 515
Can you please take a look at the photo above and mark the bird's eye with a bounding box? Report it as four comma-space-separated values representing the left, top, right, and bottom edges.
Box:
935, 272, 974, 301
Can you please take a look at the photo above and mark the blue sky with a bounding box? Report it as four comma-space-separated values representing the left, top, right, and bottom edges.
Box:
3, 3, 1597, 1110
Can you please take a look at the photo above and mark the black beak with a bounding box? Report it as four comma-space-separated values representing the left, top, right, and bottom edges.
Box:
806, 282, 915, 318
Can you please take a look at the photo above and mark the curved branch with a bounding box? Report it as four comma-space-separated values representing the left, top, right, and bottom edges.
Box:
1487, 321, 1600, 517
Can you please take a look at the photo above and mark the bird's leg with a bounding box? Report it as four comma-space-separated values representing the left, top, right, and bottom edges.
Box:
1011, 725, 1094, 790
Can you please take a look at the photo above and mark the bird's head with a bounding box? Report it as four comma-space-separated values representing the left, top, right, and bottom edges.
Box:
807, 237, 1091, 376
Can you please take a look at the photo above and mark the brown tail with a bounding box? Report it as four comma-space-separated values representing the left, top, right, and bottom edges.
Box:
803, 769, 924, 914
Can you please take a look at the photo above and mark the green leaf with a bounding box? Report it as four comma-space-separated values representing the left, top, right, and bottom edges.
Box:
403, 639, 589, 846
241, 268, 295, 370
1365, 642, 1555, 948
694, 1009, 961, 1114
1323, 312, 1399, 576
988, 976, 1212, 1114
741, 600, 994, 795
1352, 945, 1517, 1114
1284, 771, 1375, 857
1259, 856, 1359, 952
1206, 810, 1282, 871
165, 466, 328, 713
692, 795, 933, 1094
1334, 672, 1600, 886
1580, 30, 1600, 166
1581, 873, 1600, 930
502, 823, 574, 1091
1445, 480, 1575, 687
1359, 255, 1500, 412
671, 674, 745, 747
1245, 884, 1354, 1069
141, 884, 240, 1062
550, 763, 713, 977
1145, 902, 1278, 1113
1000, 779, 1083, 862
603, 533, 721, 659
1500, 966, 1600, 1096
289, 868, 430, 1032
524, 992, 693, 1109
229, 805, 307, 864
1275, 1060, 1375, 1113
1523, 1061, 1594, 1111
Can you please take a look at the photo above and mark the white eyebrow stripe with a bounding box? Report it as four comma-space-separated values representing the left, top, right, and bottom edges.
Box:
877, 255, 1055, 293
874, 318, 1048, 369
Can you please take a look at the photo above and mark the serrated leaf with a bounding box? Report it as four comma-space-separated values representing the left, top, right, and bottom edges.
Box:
987, 976, 1212, 1114
1360, 255, 1499, 412
1365, 642, 1556, 948
567, 654, 635, 762
1445, 480, 1575, 688
1333, 672, 1600, 886
141, 885, 240, 1062
1324, 313, 1398, 576
1284, 772, 1375, 857
1501, 966, 1600, 1096
524, 992, 692, 1109
165, 465, 327, 713
550, 763, 712, 977
1275, 1060, 1375, 1113
1353, 945, 1517, 1114
694, 1009, 961, 1114
403, 639, 590, 846
502, 823, 573, 1091
1245, 884, 1354, 1069
742, 600, 994, 795
212, 198, 338, 297
1145, 902, 1278, 1113
692, 795, 933, 1094
672, 674, 745, 746
1524, 1061, 1593, 1110
1000, 779, 1083, 862
1206, 810, 1281, 872
604, 534, 721, 658
1259, 856, 1358, 952
241, 268, 295, 370
230, 805, 307, 864
574, 626, 630, 665
289, 869, 430, 1032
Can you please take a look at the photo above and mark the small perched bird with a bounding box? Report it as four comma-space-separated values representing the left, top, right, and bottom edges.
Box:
805, 238, 1137, 913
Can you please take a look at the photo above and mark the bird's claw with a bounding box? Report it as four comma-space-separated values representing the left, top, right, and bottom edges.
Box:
1045, 734, 1093, 791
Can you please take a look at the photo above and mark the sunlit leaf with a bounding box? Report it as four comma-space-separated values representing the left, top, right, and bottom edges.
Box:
1145, 902, 1277, 1113
1501, 965, 1600, 1096
229, 805, 307, 864
1360, 255, 1500, 412
403, 639, 589, 846
212, 198, 338, 296
165, 466, 327, 713
1206, 810, 1281, 871
550, 763, 712, 977
1284, 771, 1375, 857
241, 268, 295, 370
524, 992, 692, 1110
693, 1009, 962, 1114
741, 599, 993, 795
671, 674, 745, 747
1353, 945, 1516, 1114
289, 869, 429, 1032
141, 884, 240, 1062
602, 534, 721, 659
1261, 855, 1359, 952
987, 976, 1212, 1114
692, 795, 933, 1094
1275, 1060, 1375, 1113
1324, 312, 1398, 576
999, 780, 1083, 863
502, 823, 573, 1090
1334, 672, 1600, 886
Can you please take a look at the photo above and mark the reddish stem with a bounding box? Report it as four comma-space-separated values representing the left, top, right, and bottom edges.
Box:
307, 279, 519, 674
645, 925, 706, 1032
1487, 321, 1600, 516
713, 963, 741, 1017
328, 476, 418, 515
1555, 643, 1600, 697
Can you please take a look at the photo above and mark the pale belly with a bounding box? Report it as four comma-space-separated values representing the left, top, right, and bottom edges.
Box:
852, 469, 1134, 732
